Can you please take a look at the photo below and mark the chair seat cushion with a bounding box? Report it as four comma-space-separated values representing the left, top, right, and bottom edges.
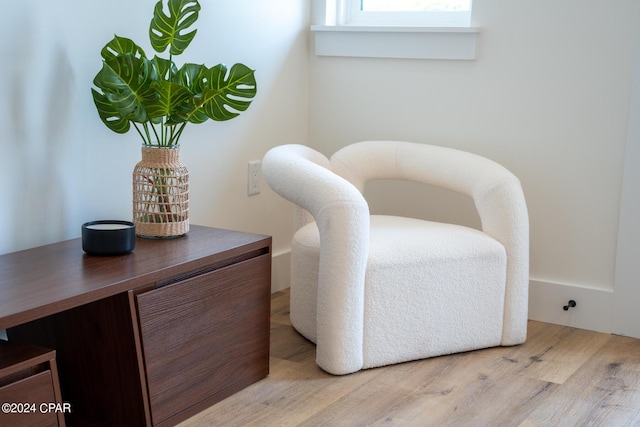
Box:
292, 215, 508, 368
363, 216, 507, 368
367, 215, 503, 267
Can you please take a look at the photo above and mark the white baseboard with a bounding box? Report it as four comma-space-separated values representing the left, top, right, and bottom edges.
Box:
528, 279, 614, 334
271, 251, 291, 293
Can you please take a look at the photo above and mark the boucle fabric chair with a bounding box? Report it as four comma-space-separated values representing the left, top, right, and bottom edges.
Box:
262, 141, 529, 375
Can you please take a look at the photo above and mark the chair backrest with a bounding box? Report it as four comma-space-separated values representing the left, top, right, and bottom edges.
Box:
331, 140, 515, 200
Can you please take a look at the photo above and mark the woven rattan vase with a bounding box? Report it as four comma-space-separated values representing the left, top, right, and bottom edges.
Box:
133, 146, 189, 238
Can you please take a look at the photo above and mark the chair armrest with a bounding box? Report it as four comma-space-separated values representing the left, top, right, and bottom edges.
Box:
474, 174, 529, 345
262, 144, 370, 374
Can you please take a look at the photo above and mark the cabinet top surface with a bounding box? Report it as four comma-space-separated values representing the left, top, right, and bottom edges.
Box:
0, 225, 271, 330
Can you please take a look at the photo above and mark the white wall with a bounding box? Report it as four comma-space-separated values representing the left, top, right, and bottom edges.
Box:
0, 0, 308, 260
308, 0, 640, 330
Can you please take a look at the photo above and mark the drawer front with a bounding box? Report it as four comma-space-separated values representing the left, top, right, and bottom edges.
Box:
0, 370, 59, 427
136, 253, 271, 425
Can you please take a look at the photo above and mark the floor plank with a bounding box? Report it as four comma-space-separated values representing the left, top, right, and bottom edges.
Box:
178, 290, 640, 427
522, 334, 640, 427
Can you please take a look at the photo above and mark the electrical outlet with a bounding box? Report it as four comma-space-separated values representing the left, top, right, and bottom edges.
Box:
248, 160, 261, 196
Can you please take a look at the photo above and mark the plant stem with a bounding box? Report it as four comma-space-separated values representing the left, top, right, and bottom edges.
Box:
143, 123, 153, 145
150, 123, 160, 146
171, 123, 187, 146
132, 122, 148, 145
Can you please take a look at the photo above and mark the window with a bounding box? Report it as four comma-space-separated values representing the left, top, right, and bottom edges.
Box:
335, 0, 472, 27
314, 0, 478, 60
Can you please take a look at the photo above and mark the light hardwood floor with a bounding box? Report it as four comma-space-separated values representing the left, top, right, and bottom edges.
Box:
179, 290, 640, 427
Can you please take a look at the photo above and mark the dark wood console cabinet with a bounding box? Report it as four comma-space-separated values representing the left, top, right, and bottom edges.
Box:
0, 226, 272, 426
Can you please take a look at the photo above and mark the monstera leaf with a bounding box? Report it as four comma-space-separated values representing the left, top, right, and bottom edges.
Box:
91, 90, 131, 134
92, 52, 156, 132
100, 35, 147, 62
147, 80, 192, 122
148, 55, 177, 82
202, 64, 257, 122
169, 63, 257, 124
172, 63, 211, 124
149, 0, 201, 55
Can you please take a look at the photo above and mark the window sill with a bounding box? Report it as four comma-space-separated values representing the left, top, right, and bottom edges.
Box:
310, 25, 479, 60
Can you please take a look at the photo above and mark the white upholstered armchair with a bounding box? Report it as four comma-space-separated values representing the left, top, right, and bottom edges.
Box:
262, 141, 529, 375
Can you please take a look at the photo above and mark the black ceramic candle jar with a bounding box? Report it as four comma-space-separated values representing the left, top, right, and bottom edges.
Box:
82, 220, 136, 256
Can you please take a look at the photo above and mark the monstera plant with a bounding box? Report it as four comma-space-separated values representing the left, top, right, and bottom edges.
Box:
91, 0, 257, 238
91, 0, 257, 147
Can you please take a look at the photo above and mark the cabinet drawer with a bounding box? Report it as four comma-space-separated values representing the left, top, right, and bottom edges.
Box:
0, 370, 59, 427
136, 253, 271, 426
